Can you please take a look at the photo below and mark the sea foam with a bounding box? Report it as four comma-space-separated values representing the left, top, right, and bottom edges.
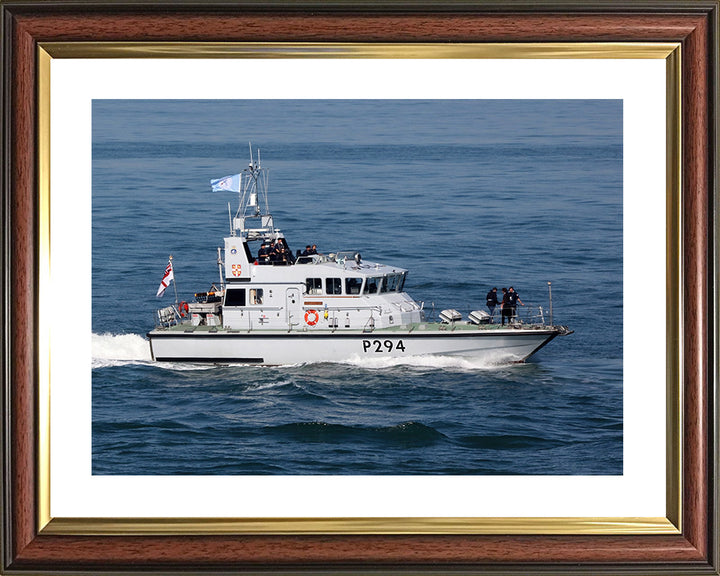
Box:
92, 332, 152, 368
339, 353, 514, 371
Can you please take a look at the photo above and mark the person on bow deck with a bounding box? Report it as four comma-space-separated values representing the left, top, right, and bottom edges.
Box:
500, 287, 512, 326
486, 287, 499, 321
507, 286, 525, 322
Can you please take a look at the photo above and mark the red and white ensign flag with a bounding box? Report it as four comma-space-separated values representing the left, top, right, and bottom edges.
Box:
156, 260, 174, 297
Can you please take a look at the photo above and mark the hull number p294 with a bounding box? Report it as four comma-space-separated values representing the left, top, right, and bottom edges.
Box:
362, 339, 406, 353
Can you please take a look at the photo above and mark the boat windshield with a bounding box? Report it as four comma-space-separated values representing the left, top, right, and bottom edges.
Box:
364, 277, 382, 294
381, 273, 406, 292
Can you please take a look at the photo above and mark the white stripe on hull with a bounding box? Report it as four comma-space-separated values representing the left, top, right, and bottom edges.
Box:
148, 330, 558, 365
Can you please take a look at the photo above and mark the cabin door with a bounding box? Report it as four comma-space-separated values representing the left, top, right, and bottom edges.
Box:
286, 287, 301, 327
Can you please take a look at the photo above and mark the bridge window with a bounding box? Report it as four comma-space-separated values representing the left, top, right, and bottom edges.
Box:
305, 278, 322, 295
345, 277, 363, 295
386, 274, 399, 292
326, 278, 342, 295
364, 277, 381, 294
397, 272, 407, 292
224, 288, 246, 307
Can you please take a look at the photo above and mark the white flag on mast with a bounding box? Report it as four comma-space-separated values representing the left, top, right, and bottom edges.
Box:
156, 260, 174, 297
210, 173, 242, 193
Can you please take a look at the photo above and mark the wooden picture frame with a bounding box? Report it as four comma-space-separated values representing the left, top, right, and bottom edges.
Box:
2, 1, 717, 573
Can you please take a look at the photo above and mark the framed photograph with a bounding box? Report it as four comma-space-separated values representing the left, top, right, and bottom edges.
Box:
2, 1, 717, 574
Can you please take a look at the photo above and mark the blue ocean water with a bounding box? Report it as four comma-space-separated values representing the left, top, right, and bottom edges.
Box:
92, 100, 622, 475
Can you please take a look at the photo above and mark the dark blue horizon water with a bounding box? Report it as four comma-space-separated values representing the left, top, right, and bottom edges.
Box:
92, 100, 623, 475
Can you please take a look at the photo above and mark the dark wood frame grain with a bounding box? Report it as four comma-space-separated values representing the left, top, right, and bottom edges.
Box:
1, 1, 717, 573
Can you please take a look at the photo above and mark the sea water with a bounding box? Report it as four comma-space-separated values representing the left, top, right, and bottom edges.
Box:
92, 100, 622, 475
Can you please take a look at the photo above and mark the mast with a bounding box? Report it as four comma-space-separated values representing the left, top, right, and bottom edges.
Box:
217, 247, 225, 290
230, 145, 277, 242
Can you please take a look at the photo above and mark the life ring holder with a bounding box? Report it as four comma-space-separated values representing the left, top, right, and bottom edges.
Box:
178, 301, 189, 317
304, 309, 319, 326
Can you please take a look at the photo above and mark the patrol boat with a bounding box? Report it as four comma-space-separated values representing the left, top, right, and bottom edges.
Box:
147, 151, 572, 365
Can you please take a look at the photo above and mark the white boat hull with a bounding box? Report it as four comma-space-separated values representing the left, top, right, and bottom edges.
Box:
147, 328, 561, 365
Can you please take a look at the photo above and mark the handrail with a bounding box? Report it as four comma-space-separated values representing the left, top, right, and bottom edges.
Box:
440, 304, 556, 327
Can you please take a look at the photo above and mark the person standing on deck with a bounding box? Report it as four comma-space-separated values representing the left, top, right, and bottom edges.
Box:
507, 286, 525, 323
500, 288, 512, 326
486, 287, 500, 321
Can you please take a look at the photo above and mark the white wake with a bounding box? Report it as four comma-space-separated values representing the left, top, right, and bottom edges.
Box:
92, 333, 217, 371
91, 332, 153, 368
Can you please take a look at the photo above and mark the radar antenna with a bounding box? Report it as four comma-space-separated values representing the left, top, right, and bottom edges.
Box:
231, 145, 278, 242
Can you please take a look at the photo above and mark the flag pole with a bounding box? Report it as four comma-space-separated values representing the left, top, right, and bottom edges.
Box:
170, 254, 179, 305
547, 281, 553, 326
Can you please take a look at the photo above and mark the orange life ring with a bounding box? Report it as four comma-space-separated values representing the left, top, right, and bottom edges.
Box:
304, 309, 319, 326
178, 301, 189, 317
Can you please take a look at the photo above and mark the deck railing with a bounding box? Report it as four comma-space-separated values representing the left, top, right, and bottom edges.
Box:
155, 305, 180, 328
437, 305, 551, 327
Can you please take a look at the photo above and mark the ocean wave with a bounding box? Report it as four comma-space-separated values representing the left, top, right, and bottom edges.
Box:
265, 421, 446, 447
457, 433, 567, 450
245, 379, 296, 392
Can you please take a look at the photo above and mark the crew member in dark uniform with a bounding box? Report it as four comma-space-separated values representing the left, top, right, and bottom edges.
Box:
500, 287, 512, 326
268, 240, 280, 264
486, 287, 499, 321
257, 242, 270, 264
507, 286, 525, 323
273, 240, 287, 264
273, 238, 294, 265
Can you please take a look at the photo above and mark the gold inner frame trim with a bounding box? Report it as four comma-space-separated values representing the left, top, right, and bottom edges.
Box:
36, 42, 682, 537
40, 41, 679, 59
37, 46, 52, 535
43, 516, 677, 536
